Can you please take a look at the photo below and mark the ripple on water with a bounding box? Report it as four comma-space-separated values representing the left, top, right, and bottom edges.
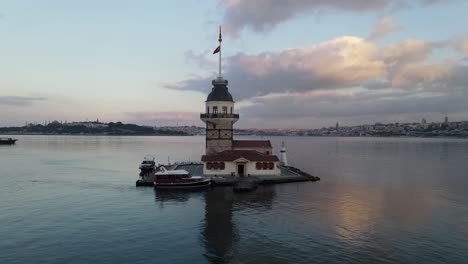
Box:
1, 136, 468, 263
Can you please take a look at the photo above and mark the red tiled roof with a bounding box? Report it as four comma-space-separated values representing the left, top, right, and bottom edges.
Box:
202, 150, 279, 162
232, 140, 272, 148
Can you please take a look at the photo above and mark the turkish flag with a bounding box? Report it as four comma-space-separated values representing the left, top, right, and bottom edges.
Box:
213, 46, 220, 54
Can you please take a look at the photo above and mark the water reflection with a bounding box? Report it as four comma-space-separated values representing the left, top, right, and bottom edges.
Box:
232, 186, 276, 210
202, 187, 238, 263
152, 186, 277, 263
154, 189, 191, 204
204, 186, 278, 263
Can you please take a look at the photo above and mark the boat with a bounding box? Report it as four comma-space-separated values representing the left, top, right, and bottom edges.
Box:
0, 138, 17, 145
154, 167, 210, 190
139, 155, 157, 178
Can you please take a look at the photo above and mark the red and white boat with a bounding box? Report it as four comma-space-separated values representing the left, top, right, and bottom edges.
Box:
154, 167, 210, 190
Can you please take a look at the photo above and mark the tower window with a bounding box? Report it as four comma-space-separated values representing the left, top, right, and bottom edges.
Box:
222, 106, 227, 114
230, 107, 233, 114
213, 106, 218, 114
207, 107, 209, 114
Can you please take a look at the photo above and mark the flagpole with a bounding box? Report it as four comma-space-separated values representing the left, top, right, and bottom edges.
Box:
218, 26, 222, 78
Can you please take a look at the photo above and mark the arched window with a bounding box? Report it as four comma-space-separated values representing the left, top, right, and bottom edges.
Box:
207, 107, 209, 114
213, 162, 219, 170
268, 162, 274, 170
206, 162, 212, 170
230, 107, 233, 114
213, 106, 218, 114
222, 106, 227, 114
263, 162, 268, 170
266, 151, 270, 155
219, 162, 225, 170
256, 162, 262, 170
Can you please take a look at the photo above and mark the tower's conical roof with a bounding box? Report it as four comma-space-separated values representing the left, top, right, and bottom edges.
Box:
206, 78, 233, 102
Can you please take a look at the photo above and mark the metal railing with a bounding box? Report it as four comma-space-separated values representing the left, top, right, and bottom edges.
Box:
200, 113, 239, 119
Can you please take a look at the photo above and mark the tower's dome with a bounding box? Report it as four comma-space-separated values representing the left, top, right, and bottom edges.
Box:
206, 79, 233, 102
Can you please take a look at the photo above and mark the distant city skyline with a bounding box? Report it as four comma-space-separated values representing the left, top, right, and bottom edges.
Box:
11, 113, 457, 130
1, 0, 468, 128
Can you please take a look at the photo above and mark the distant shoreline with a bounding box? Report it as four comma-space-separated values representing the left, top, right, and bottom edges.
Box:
0, 133, 192, 136
2, 133, 467, 139
3, 120, 468, 138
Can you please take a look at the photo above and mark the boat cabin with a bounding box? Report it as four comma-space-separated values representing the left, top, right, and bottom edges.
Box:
140, 155, 156, 168
155, 169, 201, 182
154, 168, 210, 189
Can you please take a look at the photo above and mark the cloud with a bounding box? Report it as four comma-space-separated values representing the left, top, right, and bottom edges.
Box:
452, 36, 468, 53
166, 36, 451, 100
390, 61, 455, 88
123, 111, 201, 125
256, 64, 468, 126
235, 84, 468, 128
0, 96, 46, 106
222, 0, 389, 36
184, 50, 217, 68
222, 0, 454, 36
368, 17, 400, 41
169, 36, 381, 98
380, 39, 435, 66
166, 33, 468, 127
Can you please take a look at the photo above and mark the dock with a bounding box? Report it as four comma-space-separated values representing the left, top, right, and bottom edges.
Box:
136, 162, 320, 189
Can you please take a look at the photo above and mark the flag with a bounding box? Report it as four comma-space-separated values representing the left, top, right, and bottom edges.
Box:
213, 45, 220, 54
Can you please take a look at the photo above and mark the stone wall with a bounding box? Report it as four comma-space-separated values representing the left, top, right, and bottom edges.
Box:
206, 139, 233, 154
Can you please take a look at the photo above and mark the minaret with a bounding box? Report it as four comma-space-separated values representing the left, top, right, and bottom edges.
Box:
280, 142, 288, 166
200, 27, 239, 154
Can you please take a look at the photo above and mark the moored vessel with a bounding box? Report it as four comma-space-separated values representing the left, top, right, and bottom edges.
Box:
139, 155, 157, 178
154, 167, 210, 190
0, 137, 17, 145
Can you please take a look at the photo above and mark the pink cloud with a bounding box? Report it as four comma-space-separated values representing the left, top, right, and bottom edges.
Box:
368, 17, 401, 41
222, 0, 454, 36
124, 111, 200, 121
167, 35, 461, 100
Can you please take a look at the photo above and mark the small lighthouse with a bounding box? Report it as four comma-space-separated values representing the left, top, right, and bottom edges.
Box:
280, 141, 288, 166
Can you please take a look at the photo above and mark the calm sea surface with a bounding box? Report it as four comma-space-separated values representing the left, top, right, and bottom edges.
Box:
0, 135, 467, 263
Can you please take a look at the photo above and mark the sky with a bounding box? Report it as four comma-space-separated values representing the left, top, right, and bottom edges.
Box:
1, 0, 468, 128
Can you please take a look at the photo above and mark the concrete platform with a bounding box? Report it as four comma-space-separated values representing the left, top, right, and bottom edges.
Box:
136, 162, 320, 187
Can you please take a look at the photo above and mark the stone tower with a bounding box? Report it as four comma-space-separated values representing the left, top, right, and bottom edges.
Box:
200, 77, 239, 154
200, 26, 239, 154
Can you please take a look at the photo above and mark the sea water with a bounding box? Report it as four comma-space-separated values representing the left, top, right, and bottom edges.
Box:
0, 136, 467, 263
